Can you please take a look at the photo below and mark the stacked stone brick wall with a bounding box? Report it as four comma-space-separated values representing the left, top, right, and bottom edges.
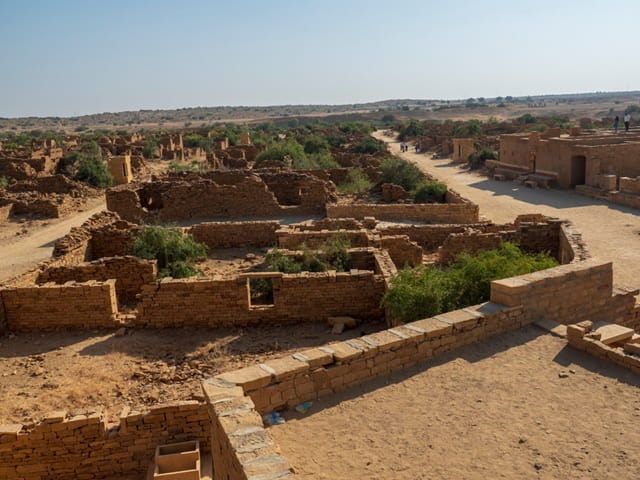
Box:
215, 302, 526, 416
90, 223, 140, 259
377, 235, 423, 267
438, 231, 517, 264
619, 176, 640, 195
277, 229, 370, 249
326, 202, 479, 223
1, 280, 119, 332
188, 221, 279, 249
36, 256, 156, 305
292, 217, 366, 231
567, 322, 640, 374
377, 224, 483, 251
490, 259, 636, 326
0, 401, 210, 480
135, 271, 384, 328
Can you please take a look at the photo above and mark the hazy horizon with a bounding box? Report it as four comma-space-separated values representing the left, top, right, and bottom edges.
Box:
2, 0, 639, 118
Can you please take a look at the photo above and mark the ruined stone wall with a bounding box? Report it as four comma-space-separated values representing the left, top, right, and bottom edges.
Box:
326, 203, 479, 224
619, 176, 640, 195
490, 259, 636, 326
256, 170, 336, 213
188, 221, 279, 249
0, 401, 210, 480
276, 229, 370, 249
0, 280, 119, 332
378, 235, 423, 268
135, 271, 384, 328
215, 302, 526, 416
36, 256, 156, 305
567, 323, 640, 374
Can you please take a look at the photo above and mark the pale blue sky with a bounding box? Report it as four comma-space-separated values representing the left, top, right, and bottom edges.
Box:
1, 0, 638, 117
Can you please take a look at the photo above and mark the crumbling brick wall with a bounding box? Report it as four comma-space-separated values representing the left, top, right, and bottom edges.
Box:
188, 221, 279, 249
0, 401, 210, 480
1, 280, 119, 332
276, 229, 370, 249
135, 271, 384, 328
36, 256, 156, 305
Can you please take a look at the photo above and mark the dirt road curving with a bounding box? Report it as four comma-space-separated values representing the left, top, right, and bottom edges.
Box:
0, 197, 106, 282
373, 130, 640, 287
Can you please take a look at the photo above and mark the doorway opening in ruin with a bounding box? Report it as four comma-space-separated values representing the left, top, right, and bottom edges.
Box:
570, 155, 586, 187
138, 189, 164, 210
248, 277, 274, 307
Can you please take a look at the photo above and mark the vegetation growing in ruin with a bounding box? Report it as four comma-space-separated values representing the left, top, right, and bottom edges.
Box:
0, 176, 8, 188
74, 155, 113, 188
380, 157, 425, 191
397, 120, 426, 141
266, 234, 351, 273
413, 180, 447, 203
142, 138, 159, 159
352, 136, 386, 154
183, 134, 214, 152
338, 169, 374, 195
254, 139, 307, 167
169, 160, 207, 173
131, 225, 208, 278
467, 144, 499, 169
452, 119, 482, 137
382, 242, 558, 324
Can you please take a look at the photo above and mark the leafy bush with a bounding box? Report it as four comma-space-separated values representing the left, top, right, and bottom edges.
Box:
303, 136, 330, 154
131, 225, 208, 278
0, 176, 8, 188
452, 120, 482, 137
340, 122, 374, 134
74, 156, 113, 188
382, 242, 558, 324
183, 134, 213, 151
467, 145, 498, 169
414, 180, 447, 203
380, 157, 425, 191
255, 140, 307, 167
266, 234, 351, 273
625, 105, 640, 114
517, 113, 537, 124
397, 120, 426, 141
353, 137, 385, 154
338, 169, 374, 195
142, 138, 159, 159
308, 152, 339, 169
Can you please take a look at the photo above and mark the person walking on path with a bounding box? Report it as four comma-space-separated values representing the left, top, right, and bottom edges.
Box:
614, 115, 620, 133
624, 113, 631, 132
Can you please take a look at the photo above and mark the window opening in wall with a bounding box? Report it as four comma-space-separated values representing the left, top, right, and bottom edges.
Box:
122, 163, 127, 177
248, 277, 274, 307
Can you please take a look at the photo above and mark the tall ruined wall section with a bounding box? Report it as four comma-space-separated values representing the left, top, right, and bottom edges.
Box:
136, 271, 384, 328
0, 401, 210, 480
188, 221, 279, 249
36, 256, 156, 305
327, 203, 479, 223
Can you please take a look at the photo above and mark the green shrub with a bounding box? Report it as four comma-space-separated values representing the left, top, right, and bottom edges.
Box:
380, 157, 425, 191
303, 136, 330, 154
266, 234, 351, 273
517, 113, 537, 124
467, 145, 498, 169
414, 180, 447, 203
255, 140, 307, 166
183, 134, 213, 151
382, 242, 558, 324
308, 152, 339, 169
0, 176, 8, 188
625, 105, 640, 114
452, 120, 482, 137
142, 138, 159, 159
397, 120, 426, 141
353, 137, 385, 154
131, 225, 208, 278
338, 169, 374, 195
74, 156, 113, 188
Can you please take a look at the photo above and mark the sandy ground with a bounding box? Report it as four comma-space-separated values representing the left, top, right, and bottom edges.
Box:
373, 131, 640, 288
0, 321, 384, 424
271, 327, 640, 480
0, 196, 106, 282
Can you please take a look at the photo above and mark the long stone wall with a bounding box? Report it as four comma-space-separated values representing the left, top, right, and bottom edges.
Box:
188, 221, 279, 249
1, 280, 120, 332
326, 202, 479, 223
0, 401, 210, 480
135, 271, 385, 328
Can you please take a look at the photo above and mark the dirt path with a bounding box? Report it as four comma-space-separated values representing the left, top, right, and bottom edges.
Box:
373, 131, 640, 287
271, 327, 640, 480
0, 197, 106, 282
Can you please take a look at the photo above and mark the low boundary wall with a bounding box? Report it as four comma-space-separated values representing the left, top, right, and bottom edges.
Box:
326, 202, 479, 224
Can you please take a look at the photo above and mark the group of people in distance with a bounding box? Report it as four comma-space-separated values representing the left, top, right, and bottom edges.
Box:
613, 113, 632, 133
400, 141, 421, 153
